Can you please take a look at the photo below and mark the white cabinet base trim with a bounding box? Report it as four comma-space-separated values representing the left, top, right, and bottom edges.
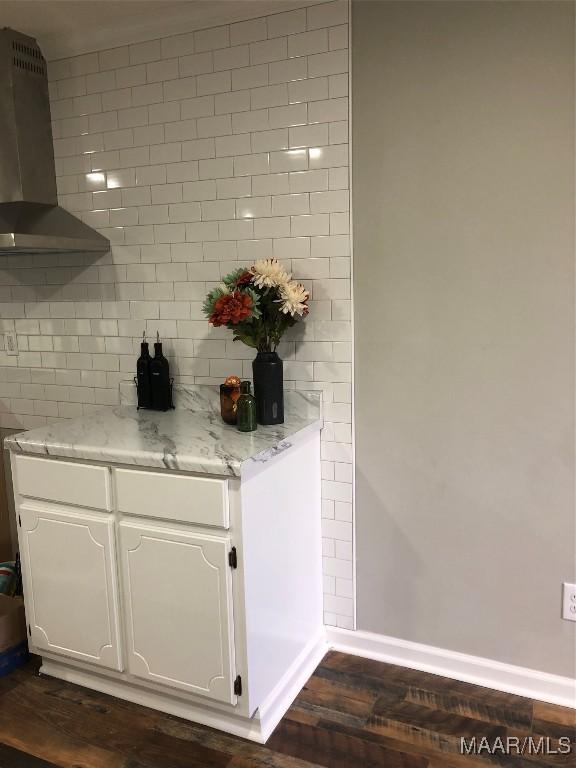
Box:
256, 629, 327, 742
327, 627, 576, 709
40, 631, 328, 744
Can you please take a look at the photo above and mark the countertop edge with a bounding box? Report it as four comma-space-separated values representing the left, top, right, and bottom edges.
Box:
4, 418, 323, 478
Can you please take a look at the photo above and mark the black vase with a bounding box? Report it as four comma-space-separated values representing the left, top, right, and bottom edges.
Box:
252, 351, 284, 425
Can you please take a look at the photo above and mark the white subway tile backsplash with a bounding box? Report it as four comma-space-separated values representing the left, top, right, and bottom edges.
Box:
214, 45, 250, 72
161, 31, 195, 58
269, 103, 307, 128
185, 221, 219, 241
203, 240, 237, 261
102, 88, 131, 112
215, 89, 251, 115
86, 70, 116, 94
252, 172, 288, 196
11, 2, 351, 626
308, 98, 347, 125
250, 37, 288, 65
289, 169, 328, 193
197, 115, 232, 138
195, 25, 230, 53
234, 153, 269, 176
232, 109, 270, 134
329, 25, 349, 51
251, 83, 288, 110
308, 50, 348, 78
291, 213, 329, 236
215, 133, 252, 157
179, 52, 213, 78
269, 56, 308, 84
197, 71, 231, 96
134, 125, 165, 146
99, 47, 130, 71
168, 202, 201, 223
132, 82, 164, 106
116, 64, 146, 89
271, 193, 309, 216
183, 179, 217, 200
270, 148, 308, 173
289, 123, 329, 148
198, 157, 234, 179
251, 128, 288, 152
179, 97, 212, 121
254, 216, 290, 239
219, 219, 254, 240
236, 196, 271, 219
310, 189, 349, 213
217, 176, 252, 199
231, 17, 267, 46
232, 64, 268, 92
147, 58, 179, 82
183, 138, 216, 160
288, 76, 329, 104
129, 40, 162, 65
311, 144, 348, 170
201, 199, 236, 221
307, 1, 349, 30
288, 29, 328, 58
328, 166, 348, 190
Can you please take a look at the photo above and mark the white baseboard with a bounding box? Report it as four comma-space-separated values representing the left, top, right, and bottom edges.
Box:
326, 627, 576, 709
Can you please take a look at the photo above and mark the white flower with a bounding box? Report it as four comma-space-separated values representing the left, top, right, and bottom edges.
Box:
251, 258, 291, 289
278, 280, 309, 317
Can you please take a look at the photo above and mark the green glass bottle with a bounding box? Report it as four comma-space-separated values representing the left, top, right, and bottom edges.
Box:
236, 381, 257, 432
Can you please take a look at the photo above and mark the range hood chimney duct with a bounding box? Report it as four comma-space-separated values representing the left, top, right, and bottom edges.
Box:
0, 28, 109, 254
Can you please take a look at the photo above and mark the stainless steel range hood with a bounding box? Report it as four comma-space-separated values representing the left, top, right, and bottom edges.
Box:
0, 28, 109, 254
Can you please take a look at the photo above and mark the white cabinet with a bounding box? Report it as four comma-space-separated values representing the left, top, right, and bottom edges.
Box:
119, 520, 237, 704
11, 439, 323, 744
18, 502, 122, 671
115, 468, 229, 528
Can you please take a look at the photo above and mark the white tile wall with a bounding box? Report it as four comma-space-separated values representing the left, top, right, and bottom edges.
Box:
0, 0, 353, 629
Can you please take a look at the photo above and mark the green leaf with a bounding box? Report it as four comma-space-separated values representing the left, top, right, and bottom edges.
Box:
233, 332, 258, 349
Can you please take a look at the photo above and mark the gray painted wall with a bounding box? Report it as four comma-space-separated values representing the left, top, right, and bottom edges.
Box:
353, 0, 575, 676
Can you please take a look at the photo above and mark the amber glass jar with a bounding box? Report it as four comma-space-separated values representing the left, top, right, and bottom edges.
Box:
220, 383, 240, 424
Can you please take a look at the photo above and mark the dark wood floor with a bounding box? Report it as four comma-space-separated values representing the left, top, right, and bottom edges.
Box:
0, 652, 573, 768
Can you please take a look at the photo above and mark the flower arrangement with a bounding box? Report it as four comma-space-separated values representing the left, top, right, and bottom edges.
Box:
203, 259, 309, 352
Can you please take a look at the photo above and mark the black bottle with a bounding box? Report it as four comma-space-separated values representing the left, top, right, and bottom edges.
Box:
150, 332, 172, 411
136, 331, 152, 409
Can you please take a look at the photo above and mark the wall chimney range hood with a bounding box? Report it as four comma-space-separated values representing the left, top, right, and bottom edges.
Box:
0, 28, 109, 254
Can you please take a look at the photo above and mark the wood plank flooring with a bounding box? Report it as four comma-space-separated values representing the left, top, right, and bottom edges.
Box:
0, 652, 573, 768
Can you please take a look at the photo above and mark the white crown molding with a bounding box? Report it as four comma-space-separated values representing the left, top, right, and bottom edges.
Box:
41, 0, 325, 61
327, 627, 576, 709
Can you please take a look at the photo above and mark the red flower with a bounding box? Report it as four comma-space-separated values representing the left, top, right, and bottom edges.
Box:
209, 291, 253, 326
235, 270, 253, 287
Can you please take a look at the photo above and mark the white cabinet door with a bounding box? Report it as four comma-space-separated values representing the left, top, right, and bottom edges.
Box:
119, 520, 237, 704
18, 503, 122, 671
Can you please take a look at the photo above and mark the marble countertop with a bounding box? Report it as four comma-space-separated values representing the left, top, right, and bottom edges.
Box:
4, 384, 322, 477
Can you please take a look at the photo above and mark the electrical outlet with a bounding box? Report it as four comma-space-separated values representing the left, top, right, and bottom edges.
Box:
562, 583, 576, 621
4, 331, 18, 356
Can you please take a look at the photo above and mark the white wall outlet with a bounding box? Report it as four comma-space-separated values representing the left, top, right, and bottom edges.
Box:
562, 583, 576, 621
4, 331, 18, 356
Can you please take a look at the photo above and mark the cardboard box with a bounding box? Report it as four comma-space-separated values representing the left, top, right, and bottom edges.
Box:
0, 594, 26, 653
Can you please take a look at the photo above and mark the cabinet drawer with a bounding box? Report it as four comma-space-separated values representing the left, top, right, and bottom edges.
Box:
114, 469, 229, 528
14, 455, 111, 511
